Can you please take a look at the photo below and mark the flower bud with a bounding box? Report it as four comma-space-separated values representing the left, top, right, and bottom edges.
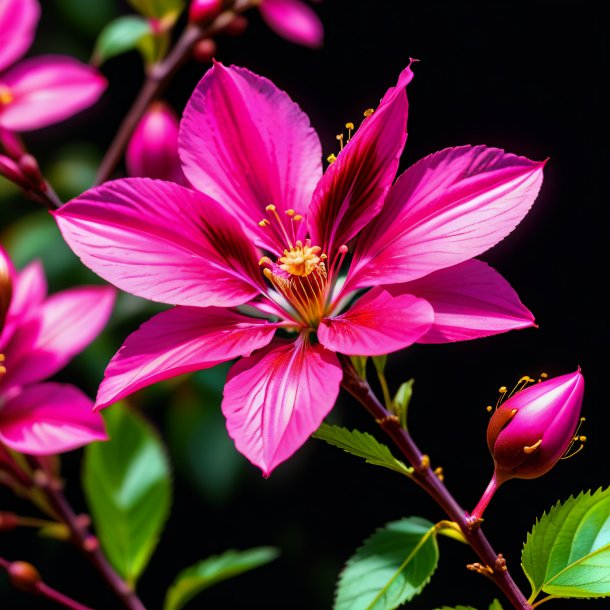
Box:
126, 101, 187, 185
0, 512, 19, 532
189, 0, 223, 24
192, 38, 217, 63
8, 561, 41, 593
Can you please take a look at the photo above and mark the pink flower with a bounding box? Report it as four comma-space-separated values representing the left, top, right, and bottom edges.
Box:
54, 62, 542, 475
0, 248, 114, 454
258, 0, 323, 48
126, 101, 187, 185
0, 0, 106, 132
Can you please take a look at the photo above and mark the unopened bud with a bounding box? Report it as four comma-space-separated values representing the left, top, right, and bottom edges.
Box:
8, 561, 41, 593
0, 246, 13, 331
17, 154, 44, 190
223, 14, 248, 37
192, 38, 217, 63
0, 128, 25, 160
0, 155, 28, 187
189, 0, 223, 24
0, 512, 19, 531
126, 101, 186, 184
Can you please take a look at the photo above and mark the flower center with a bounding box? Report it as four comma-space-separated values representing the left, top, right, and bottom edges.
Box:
0, 86, 13, 107
278, 241, 323, 277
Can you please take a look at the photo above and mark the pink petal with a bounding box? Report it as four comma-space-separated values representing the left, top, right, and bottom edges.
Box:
222, 336, 342, 475
259, 0, 323, 48
0, 245, 14, 334
0, 382, 107, 454
96, 306, 279, 409
54, 178, 264, 308
318, 288, 433, 355
394, 259, 535, 343
346, 145, 545, 290
308, 64, 413, 255
179, 62, 322, 253
0, 0, 39, 72
126, 101, 187, 185
0, 56, 106, 131
2, 286, 115, 389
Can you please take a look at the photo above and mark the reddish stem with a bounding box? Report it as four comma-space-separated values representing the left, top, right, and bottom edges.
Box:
471, 471, 504, 521
338, 355, 533, 610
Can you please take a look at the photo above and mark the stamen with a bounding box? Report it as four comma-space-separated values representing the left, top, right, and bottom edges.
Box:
336, 133, 344, 151
561, 417, 587, 460
327, 154, 337, 164
363, 108, 374, 117
523, 439, 542, 454
345, 122, 354, 140
0, 354, 6, 377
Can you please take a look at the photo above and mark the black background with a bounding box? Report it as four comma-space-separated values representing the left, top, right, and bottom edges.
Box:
1, 1, 609, 608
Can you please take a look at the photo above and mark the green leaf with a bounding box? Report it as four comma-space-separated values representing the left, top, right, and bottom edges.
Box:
92, 16, 153, 65
334, 517, 439, 610
163, 547, 279, 610
313, 423, 412, 477
522, 487, 610, 599
488, 601, 504, 610
83, 407, 172, 586
351, 355, 368, 379
432, 602, 502, 610
392, 379, 414, 429
372, 355, 387, 375
127, 0, 185, 20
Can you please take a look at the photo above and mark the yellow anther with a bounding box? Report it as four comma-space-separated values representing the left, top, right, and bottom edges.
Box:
293, 214, 303, 221
541, 372, 548, 378
523, 439, 542, 454
335, 134, 343, 141
265, 204, 276, 212
0, 86, 13, 106
326, 154, 337, 163
486, 405, 493, 412
285, 209, 295, 216
363, 108, 374, 117
580, 417, 586, 422
345, 122, 354, 130
259, 256, 272, 266
499, 386, 507, 393
258, 219, 270, 227
579, 435, 587, 442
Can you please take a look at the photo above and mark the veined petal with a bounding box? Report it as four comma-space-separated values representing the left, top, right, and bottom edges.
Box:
308, 63, 413, 255
2, 286, 116, 389
0, 56, 106, 131
0, 0, 39, 72
395, 259, 535, 343
0, 382, 107, 455
54, 178, 264, 307
259, 0, 323, 48
180, 62, 322, 253
318, 288, 433, 356
96, 306, 279, 409
222, 336, 342, 476
346, 145, 545, 290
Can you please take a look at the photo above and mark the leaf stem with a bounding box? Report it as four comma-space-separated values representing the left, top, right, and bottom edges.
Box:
338, 354, 533, 610
531, 595, 557, 608
94, 0, 254, 186
28, 457, 147, 610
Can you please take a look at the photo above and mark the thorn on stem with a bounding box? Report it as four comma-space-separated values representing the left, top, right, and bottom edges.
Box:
466, 561, 494, 577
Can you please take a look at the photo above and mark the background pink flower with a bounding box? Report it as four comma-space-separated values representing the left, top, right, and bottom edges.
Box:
258, 0, 324, 48
0, 248, 114, 454
55, 62, 543, 475
0, 0, 106, 132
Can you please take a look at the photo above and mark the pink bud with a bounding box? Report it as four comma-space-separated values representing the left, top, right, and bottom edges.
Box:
8, 561, 41, 593
192, 38, 217, 63
470, 370, 585, 521
126, 101, 187, 185
189, 0, 223, 24
223, 14, 248, 36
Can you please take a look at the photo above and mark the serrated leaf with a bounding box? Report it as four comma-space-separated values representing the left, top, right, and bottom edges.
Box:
83, 407, 171, 586
163, 547, 279, 610
127, 0, 185, 19
313, 423, 412, 477
488, 601, 503, 610
522, 487, 610, 598
335, 517, 438, 610
93, 16, 153, 65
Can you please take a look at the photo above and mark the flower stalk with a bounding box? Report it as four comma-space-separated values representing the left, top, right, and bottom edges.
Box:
338, 354, 533, 610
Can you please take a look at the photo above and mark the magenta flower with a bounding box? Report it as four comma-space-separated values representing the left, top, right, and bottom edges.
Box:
258, 0, 323, 48
54, 62, 542, 475
472, 370, 585, 519
0, 248, 114, 454
126, 101, 187, 185
0, 0, 106, 132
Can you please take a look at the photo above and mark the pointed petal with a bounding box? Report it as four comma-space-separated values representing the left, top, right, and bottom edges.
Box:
346, 145, 545, 290
3, 286, 116, 389
222, 337, 342, 475
318, 288, 433, 356
0, 382, 107, 455
259, 0, 323, 48
96, 306, 279, 409
0, 0, 40, 72
180, 62, 322, 253
54, 178, 263, 307
393, 259, 535, 343
0, 56, 106, 131
308, 64, 413, 255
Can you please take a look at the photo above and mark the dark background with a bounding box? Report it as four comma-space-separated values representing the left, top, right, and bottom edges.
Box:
1, 0, 609, 608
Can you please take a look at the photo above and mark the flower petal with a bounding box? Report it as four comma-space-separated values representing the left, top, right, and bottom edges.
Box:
0, 56, 106, 131
54, 178, 263, 307
346, 145, 545, 290
393, 259, 536, 343
318, 288, 433, 355
0, 0, 39, 72
2, 286, 116, 389
96, 306, 279, 409
308, 64, 413, 255
222, 336, 342, 475
259, 0, 323, 48
179, 62, 322, 253
0, 382, 107, 455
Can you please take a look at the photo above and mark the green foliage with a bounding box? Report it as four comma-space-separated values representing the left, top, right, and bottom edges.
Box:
313, 423, 412, 477
334, 517, 439, 610
163, 547, 279, 610
433, 603, 502, 610
351, 355, 368, 379
372, 355, 387, 375
83, 407, 172, 586
127, 0, 185, 20
92, 16, 154, 65
392, 379, 414, 429
522, 488, 610, 599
